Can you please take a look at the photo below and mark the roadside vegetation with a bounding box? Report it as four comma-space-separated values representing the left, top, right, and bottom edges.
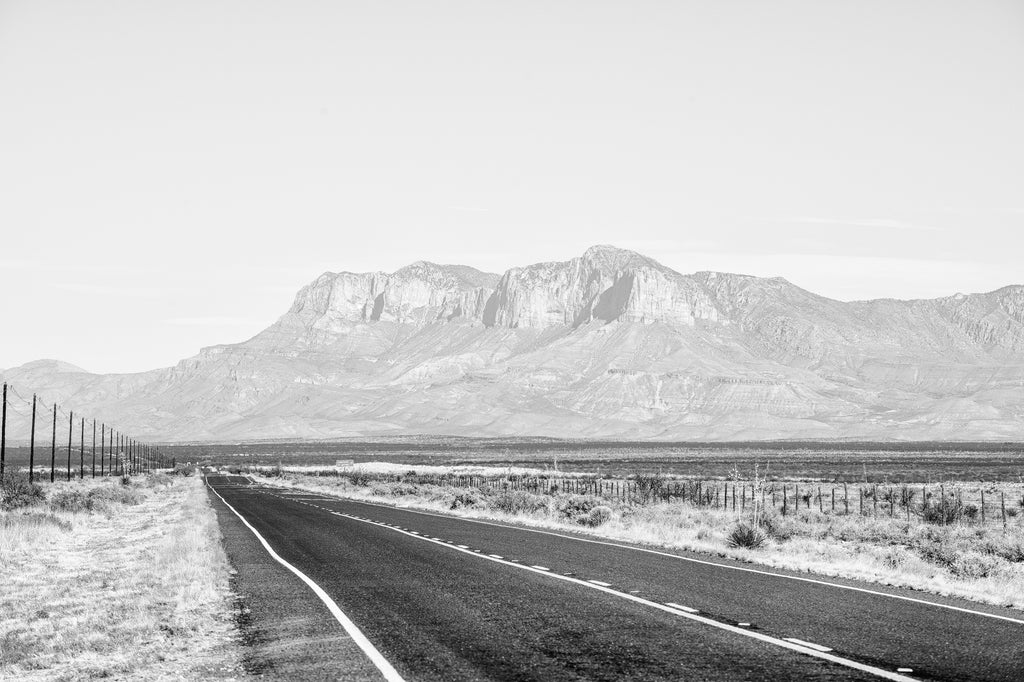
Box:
243, 463, 1024, 611
0, 470, 242, 681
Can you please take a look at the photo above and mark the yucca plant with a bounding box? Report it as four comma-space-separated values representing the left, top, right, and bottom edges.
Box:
727, 522, 768, 549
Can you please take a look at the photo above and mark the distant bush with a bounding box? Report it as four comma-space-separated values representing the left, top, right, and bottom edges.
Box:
345, 471, 372, 487
0, 473, 46, 511
48, 485, 144, 513
582, 505, 613, 527
488, 491, 548, 516
449, 492, 480, 510
49, 490, 93, 513
727, 523, 767, 550
144, 472, 173, 488
948, 551, 1003, 580
0, 511, 72, 534
922, 498, 977, 525
90, 485, 143, 506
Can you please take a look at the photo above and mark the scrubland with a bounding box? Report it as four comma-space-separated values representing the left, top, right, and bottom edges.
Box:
0, 472, 241, 681
248, 464, 1024, 611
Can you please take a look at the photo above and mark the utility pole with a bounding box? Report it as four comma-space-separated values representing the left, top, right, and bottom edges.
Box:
29, 395, 37, 483
91, 419, 96, 478
67, 411, 73, 481
50, 404, 57, 482
79, 417, 85, 479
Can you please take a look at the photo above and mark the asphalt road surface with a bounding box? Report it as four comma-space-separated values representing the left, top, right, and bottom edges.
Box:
206, 474, 1024, 681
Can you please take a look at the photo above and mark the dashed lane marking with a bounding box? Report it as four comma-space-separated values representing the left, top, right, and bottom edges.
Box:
588, 580, 612, 587
665, 602, 699, 614
531, 565, 550, 571
206, 480, 405, 682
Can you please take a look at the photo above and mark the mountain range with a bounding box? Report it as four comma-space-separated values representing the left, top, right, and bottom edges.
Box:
3, 245, 1023, 442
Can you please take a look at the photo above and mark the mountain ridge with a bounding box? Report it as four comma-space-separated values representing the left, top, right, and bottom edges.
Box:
2, 245, 1023, 442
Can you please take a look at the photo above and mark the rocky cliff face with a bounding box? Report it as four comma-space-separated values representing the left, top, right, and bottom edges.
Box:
3, 245, 1023, 441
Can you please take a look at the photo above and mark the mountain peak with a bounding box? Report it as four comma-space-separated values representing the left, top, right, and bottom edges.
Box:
580, 244, 663, 273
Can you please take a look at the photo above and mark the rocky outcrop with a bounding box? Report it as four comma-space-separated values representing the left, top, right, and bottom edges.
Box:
289, 261, 499, 325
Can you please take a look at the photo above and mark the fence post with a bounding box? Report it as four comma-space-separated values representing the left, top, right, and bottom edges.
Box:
940, 485, 946, 526
100, 425, 105, 476
0, 382, 6, 482
1001, 493, 1006, 529
981, 491, 986, 525
818, 486, 823, 513
844, 483, 849, 514
91, 420, 96, 478
782, 485, 787, 516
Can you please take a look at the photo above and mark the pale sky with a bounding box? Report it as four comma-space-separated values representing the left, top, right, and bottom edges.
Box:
1, 1, 1022, 374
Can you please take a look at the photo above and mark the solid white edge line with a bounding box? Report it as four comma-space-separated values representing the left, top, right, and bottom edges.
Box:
283, 490, 1024, 626
206, 478, 405, 682
317, 505, 915, 682
589, 580, 613, 587
785, 638, 833, 653
664, 602, 699, 614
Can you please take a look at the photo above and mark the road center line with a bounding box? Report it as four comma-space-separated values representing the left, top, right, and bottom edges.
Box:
207, 480, 405, 682
311, 500, 915, 681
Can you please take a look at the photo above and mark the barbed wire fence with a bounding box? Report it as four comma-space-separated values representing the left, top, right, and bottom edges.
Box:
0, 381, 168, 486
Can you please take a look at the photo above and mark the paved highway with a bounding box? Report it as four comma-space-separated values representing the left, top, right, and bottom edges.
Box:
206, 475, 1024, 681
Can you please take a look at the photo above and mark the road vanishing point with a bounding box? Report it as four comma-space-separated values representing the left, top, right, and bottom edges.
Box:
206, 475, 1024, 681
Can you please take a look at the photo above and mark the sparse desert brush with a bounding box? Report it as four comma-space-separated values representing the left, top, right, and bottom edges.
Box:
0, 511, 73, 558
583, 505, 613, 527
143, 472, 173, 487
449, 492, 480, 510
488, 491, 549, 515
726, 522, 767, 549
0, 473, 45, 511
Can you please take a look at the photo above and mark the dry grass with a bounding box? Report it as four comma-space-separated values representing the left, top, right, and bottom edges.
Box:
253, 468, 1024, 612
0, 476, 242, 681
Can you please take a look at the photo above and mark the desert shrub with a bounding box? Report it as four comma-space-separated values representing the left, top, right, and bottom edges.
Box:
982, 537, 1024, 563
556, 495, 597, 523
488, 491, 548, 515
89, 485, 143, 506
171, 465, 195, 477
922, 497, 977, 525
582, 505, 613, 527
0, 511, 72, 534
144, 472, 173, 487
632, 474, 664, 504
450, 492, 480, 510
48, 490, 93, 513
727, 523, 767, 549
345, 471, 372, 487
882, 546, 906, 570
0, 473, 46, 511
948, 551, 1004, 580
